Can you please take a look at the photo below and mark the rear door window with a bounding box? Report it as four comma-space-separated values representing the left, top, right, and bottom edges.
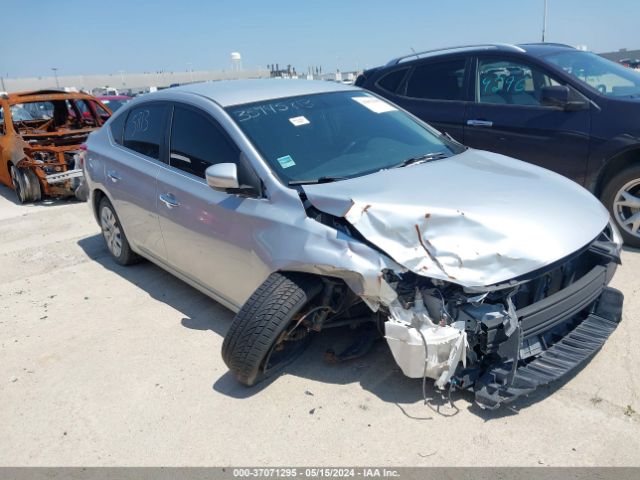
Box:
123, 104, 167, 159
405, 59, 467, 100
169, 105, 239, 178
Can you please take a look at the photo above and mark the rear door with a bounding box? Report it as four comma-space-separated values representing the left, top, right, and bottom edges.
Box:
102, 102, 168, 261
464, 55, 591, 183
375, 57, 471, 142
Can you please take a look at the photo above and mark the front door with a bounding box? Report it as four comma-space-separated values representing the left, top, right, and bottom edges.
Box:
464, 56, 591, 184
156, 104, 263, 309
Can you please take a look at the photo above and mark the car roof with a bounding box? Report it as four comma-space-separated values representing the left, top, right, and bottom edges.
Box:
385, 43, 575, 65
159, 79, 359, 107
4, 90, 97, 104
517, 42, 577, 57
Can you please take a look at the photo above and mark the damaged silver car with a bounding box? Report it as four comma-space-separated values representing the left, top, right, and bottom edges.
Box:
84, 79, 624, 408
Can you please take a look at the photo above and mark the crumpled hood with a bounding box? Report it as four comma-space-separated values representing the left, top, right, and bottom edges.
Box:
302, 149, 609, 288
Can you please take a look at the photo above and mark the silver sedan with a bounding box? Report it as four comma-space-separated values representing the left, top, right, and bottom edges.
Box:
84, 79, 624, 408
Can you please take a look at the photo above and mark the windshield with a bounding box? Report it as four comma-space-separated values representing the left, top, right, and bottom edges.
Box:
544, 50, 640, 97
226, 91, 461, 184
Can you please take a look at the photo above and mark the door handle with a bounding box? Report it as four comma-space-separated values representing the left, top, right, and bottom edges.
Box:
106, 170, 122, 182
466, 119, 493, 127
159, 193, 181, 209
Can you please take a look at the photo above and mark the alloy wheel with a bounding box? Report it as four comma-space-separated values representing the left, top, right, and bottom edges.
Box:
613, 179, 640, 239
100, 206, 123, 258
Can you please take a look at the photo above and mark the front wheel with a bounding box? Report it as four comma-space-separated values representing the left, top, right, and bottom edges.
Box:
222, 272, 323, 386
10, 165, 41, 204
602, 164, 640, 248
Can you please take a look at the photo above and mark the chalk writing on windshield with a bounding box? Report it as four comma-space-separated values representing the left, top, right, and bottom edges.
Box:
231, 99, 314, 122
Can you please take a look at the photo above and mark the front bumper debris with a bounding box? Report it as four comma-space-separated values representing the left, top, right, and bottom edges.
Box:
473, 287, 623, 409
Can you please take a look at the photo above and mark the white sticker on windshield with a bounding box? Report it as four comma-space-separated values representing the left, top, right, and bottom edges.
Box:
352, 96, 397, 113
289, 115, 310, 126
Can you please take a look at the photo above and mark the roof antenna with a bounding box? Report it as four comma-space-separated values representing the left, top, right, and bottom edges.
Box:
410, 47, 416, 53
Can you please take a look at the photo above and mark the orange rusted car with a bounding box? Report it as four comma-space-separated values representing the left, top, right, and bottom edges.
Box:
0, 90, 111, 202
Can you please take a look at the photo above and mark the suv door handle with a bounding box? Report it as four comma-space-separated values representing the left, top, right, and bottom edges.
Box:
107, 170, 122, 182
466, 119, 493, 127
159, 193, 181, 209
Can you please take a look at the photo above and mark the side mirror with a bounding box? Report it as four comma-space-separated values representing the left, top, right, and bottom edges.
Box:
541, 85, 570, 108
205, 163, 239, 190
541, 85, 586, 110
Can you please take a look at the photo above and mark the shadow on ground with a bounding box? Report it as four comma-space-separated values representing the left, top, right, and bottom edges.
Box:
78, 233, 602, 419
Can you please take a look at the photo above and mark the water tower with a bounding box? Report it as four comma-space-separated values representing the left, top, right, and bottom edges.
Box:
230, 52, 242, 71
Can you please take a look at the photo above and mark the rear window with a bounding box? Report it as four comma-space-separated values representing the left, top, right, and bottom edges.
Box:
405, 59, 467, 101
377, 68, 409, 93
123, 104, 167, 159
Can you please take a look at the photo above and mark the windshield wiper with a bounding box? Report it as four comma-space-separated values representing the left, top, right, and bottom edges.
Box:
392, 151, 450, 169
288, 176, 349, 186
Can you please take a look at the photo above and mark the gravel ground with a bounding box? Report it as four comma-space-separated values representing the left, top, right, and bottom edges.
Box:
0, 184, 638, 466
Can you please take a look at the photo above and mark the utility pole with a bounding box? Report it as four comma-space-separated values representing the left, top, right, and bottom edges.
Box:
542, 0, 548, 42
51, 67, 59, 88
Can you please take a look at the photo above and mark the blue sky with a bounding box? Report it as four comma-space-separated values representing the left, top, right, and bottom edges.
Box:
2, 0, 637, 77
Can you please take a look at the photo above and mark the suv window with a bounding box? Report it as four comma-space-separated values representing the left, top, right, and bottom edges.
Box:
405, 59, 467, 100
477, 58, 560, 106
123, 104, 167, 159
169, 105, 239, 178
377, 68, 409, 94
0, 106, 4, 135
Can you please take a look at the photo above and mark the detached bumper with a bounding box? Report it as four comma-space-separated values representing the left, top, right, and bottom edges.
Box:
474, 286, 624, 409
45, 168, 84, 185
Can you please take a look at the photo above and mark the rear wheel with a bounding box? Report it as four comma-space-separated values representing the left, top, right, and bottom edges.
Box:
602, 165, 640, 248
222, 272, 323, 386
98, 197, 141, 265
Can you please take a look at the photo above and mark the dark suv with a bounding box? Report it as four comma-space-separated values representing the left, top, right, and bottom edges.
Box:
357, 43, 640, 248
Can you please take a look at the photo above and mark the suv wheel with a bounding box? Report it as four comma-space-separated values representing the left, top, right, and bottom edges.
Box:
222, 272, 323, 386
602, 165, 640, 248
98, 197, 141, 265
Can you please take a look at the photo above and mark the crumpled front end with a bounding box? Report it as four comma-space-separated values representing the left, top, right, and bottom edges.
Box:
21, 144, 85, 198
381, 223, 624, 408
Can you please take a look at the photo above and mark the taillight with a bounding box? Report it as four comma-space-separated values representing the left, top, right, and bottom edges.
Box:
79, 143, 87, 151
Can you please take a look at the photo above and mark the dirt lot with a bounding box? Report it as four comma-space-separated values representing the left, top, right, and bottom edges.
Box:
0, 183, 639, 466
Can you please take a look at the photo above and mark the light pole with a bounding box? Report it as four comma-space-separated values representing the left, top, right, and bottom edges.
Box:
542, 0, 548, 42
118, 70, 125, 86
51, 67, 59, 88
